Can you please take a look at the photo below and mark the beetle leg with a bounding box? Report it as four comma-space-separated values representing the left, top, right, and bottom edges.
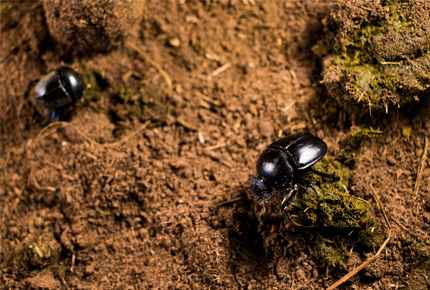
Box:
297, 178, 329, 217
310, 169, 340, 181
297, 178, 320, 203
280, 185, 298, 211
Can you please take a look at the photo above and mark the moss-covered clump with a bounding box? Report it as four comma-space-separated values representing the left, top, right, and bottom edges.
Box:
76, 65, 104, 107
14, 233, 61, 272
288, 156, 372, 228
314, 0, 430, 111
109, 82, 168, 124
283, 154, 378, 268
255, 129, 384, 268
340, 127, 383, 162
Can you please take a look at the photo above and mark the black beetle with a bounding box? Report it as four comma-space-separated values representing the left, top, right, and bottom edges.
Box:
33, 66, 85, 111
249, 132, 340, 210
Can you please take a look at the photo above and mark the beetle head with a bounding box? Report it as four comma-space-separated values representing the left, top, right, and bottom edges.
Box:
256, 149, 294, 192
249, 177, 272, 202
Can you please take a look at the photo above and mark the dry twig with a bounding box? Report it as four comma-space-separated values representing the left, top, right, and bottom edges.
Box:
127, 41, 173, 96
413, 137, 428, 199
209, 62, 231, 79
216, 197, 243, 207
369, 184, 391, 230
176, 117, 198, 131
29, 171, 56, 192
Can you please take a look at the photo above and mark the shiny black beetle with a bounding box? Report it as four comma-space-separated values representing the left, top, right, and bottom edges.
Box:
33, 66, 85, 114
249, 132, 340, 209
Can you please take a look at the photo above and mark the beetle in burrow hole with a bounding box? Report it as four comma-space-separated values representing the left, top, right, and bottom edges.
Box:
249, 132, 340, 211
26, 66, 85, 118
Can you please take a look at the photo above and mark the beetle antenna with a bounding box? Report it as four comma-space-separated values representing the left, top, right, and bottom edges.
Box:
297, 178, 330, 218
296, 178, 321, 205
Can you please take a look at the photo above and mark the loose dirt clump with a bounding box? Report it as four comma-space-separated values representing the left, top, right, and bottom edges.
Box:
43, 0, 145, 53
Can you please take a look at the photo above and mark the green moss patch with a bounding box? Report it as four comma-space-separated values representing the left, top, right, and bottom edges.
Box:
77, 65, 104, 107
14, 233, 61, 272
340, 127, 383, 163
288, 156, 369, 228
109, 81, 168, 124
282, 153, 378, 268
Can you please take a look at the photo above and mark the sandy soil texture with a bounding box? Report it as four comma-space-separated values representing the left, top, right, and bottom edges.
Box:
1, 1, 429, 289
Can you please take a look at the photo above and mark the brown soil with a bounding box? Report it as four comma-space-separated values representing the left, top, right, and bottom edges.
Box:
1, 1, 429, 289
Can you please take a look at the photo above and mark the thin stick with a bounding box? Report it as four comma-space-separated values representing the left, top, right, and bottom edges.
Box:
204, 143, 227, 151
37, 120, 151, 148
70, 254, 76, 272
209, 62, 231, 78
357, 88, 367, 103
327, 235, 391, 290
413, 137, 428, 199
29, 171, 56, 192
370, 184, 391, 230
176, 117, 198, 131
103, 120, 151, 148
286, 252, 300, 276
216, 197, 243, 207
380, 61, 401, 65
327, 184, 391, 290
126, 41, 173, 96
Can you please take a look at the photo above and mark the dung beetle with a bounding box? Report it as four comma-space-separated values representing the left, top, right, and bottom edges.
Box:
27, 66, 85, 118
249, 132, 340, 210
35, 66, 85, 109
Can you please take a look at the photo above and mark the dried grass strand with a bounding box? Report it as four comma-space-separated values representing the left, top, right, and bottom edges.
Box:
413, 137, 428, 199
127, 41, 173, 96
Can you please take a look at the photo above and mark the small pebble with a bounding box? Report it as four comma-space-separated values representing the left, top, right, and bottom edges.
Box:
34, 217, 44, 227
85, 264, 95, 275
169, 38, 181, 47
259, 121, 274, 138
386, 156, 397, 166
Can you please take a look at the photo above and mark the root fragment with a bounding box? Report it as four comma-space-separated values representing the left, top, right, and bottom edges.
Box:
413, 137, 428, 199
